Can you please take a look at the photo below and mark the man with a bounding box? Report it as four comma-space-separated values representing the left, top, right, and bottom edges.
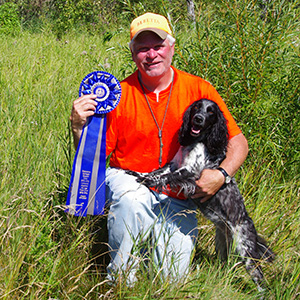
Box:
70, 12, 248, 285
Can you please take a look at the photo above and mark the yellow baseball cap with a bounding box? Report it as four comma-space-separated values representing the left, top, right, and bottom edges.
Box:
130, 12, 173, 41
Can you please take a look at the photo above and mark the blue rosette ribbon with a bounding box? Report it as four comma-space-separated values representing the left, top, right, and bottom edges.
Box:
66, 71, 121, 216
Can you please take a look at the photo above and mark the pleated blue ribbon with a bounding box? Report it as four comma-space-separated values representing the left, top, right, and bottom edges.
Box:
66, 71, 121, 216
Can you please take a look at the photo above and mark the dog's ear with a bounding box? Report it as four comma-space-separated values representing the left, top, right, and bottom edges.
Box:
206, 106, 229, 155
178, 104, 193, 146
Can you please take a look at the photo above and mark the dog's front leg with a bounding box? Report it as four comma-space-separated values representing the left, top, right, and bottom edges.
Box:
215, 224, 232, 261
126, 164, 172, 190
162, 167, 197, 195
132, 165, 197, 195
141, 166, 195, 193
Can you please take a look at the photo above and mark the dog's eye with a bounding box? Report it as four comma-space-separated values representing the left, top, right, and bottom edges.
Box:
207, 106, 215, 115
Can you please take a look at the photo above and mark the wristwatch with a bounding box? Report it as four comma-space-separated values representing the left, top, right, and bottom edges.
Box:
217, 167, 231, 184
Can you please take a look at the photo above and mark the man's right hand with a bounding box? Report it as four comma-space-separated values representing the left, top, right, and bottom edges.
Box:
70, 94, 98, 149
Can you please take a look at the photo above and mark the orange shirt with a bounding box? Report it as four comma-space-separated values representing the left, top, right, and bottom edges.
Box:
106, 67, 241, 173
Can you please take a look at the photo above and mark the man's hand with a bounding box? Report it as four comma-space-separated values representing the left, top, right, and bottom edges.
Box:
192, 133, 249, 203
191, 168, 225, 203
70, 94, 98, 149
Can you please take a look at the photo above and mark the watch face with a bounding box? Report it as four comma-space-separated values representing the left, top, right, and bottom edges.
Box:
217, 167, 231, 184
225, 176, 231, 184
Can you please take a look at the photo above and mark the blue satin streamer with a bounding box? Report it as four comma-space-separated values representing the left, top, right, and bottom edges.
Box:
66, 71, 121, 216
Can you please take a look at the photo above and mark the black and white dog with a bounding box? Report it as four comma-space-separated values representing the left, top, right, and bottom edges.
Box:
127, 99, 274, 291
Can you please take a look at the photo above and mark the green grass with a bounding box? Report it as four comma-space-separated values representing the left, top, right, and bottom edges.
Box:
0, 0, 299, 298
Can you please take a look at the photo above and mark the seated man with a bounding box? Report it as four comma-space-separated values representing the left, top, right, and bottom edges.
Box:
70, 12, 248, 285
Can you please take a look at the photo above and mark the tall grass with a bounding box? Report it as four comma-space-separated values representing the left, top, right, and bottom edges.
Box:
0, 0, 299, 299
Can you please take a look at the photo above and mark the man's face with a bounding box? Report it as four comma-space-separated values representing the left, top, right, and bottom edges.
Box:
131, 31, 174, 80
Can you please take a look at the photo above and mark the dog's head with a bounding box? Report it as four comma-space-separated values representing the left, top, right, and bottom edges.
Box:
178, 99, 229, 155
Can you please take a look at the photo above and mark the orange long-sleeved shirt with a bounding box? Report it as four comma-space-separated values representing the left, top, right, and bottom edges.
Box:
106, 67, 241, 173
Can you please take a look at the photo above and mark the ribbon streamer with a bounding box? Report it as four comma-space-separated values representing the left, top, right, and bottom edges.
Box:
66, 71, 121, 216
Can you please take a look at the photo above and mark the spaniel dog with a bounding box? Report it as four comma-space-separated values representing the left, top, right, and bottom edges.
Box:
127, 99, 274, 291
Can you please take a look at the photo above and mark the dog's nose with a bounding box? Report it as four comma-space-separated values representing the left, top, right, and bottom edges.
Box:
193, 115, 204, 124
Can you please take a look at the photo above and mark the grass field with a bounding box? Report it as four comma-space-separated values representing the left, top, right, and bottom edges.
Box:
0, 1, 299, 298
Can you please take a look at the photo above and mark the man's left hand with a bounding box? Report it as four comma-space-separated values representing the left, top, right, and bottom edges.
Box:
191, 169, 225, 203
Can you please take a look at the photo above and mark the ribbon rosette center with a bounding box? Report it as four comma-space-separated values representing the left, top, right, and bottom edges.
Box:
80, 71, 121, 114
93, 82, 110, 102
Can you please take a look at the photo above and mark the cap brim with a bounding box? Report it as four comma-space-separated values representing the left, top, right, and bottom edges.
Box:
132, 28, 168, 41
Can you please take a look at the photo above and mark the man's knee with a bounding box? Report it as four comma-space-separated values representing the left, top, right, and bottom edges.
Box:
107, 183, 158, 242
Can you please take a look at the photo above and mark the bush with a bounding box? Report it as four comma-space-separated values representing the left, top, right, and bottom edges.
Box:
173, 0, 300, 180
0, 2, 21, 35
50, 0, 121, 39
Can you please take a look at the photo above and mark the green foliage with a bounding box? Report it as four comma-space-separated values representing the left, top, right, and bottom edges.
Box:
0, 2, 21, 35
173, 0, 300, 180
49, 0, 126, 39
50, 0, 94, 38
12, 0, 48, 22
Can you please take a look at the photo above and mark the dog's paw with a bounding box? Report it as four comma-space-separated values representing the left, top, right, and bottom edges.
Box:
125, 170, 139, 176
125, 170, 156, 186
125, 170, 146, 183
141, 176, 161, 188
169, 177, 196, 196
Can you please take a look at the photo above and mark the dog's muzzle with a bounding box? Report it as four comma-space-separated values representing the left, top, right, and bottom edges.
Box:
190, 114, 204, 136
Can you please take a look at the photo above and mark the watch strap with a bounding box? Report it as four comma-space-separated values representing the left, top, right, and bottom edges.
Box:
217, 167, 231, 184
